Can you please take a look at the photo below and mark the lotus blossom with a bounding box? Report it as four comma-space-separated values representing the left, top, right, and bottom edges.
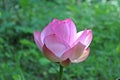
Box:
34, 18, 92, 66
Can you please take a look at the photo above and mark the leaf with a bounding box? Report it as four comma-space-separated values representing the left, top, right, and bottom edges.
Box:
39, 58, 50, 66
19, 39, 35, 47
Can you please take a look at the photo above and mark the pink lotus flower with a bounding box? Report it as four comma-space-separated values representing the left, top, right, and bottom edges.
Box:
34, 18, 92, 66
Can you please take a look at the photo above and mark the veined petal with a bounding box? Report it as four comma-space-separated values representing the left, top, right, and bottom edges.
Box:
72, 48, 90, 63
34, 31, 43, 50
43, 44, 60, 62
44, 34, 69, 58
64, 18, 77, 44
61, 42, 86, 61
52, 18, 77, 45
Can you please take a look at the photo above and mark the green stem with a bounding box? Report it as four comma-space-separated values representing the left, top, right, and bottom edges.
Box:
59, 64, 63, 80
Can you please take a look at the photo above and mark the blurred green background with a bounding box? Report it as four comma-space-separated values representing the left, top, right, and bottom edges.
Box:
0, 0, 120, 80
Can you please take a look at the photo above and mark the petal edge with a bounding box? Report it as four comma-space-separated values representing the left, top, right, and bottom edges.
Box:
34, 30, 43, 50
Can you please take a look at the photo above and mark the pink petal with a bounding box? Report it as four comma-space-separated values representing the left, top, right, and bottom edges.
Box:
52, 18, 77, 46
40, 23, 54, 44
74, 29, 92, 48
44, 34, 69, 58
60, 58, 71, 66
34, 30, 43, 50
72, 48, 90, 63
40, 18, 61, 44
76, 31, 83, 39
76, 29, 87, 44
43, 44, 60, 62
84, 30, 92, 48
61, 42, 86, 61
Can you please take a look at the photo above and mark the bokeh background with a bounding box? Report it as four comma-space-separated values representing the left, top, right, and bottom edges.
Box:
0, 0, 120, 80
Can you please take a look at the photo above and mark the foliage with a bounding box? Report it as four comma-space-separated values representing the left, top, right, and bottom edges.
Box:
0, 0, 120, 80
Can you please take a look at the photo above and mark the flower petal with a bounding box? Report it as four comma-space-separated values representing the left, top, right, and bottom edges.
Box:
34, 30, 43, 50
43, 44, 60, 62
40, 18, 62, 44
40, 23, 54, 44
52, 18, 77, 45
75, 29, 92, 48
84, 30, 92, 48
44, 34, 69, 58
77, 29, 87, 43
61, 42, 86, 61
72, 48, 90, 63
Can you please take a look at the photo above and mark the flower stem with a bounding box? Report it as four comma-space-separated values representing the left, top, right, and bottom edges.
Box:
59, 64, 63, 80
